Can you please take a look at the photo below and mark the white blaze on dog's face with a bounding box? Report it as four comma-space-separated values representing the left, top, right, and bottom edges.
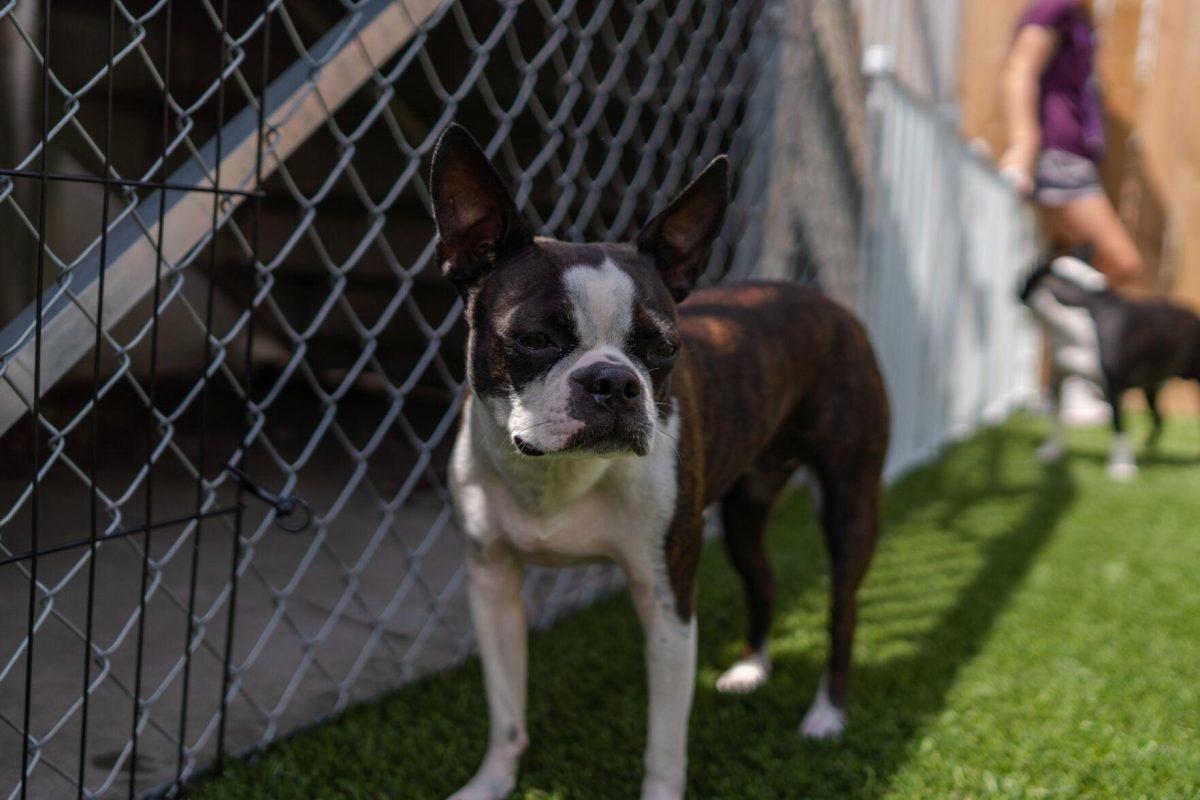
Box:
1019, 255, 1105, 382
483, 256, 670, 457
1050, 255, 1108, 291
429, 125, 729, 458
1021, 257, 1105, 328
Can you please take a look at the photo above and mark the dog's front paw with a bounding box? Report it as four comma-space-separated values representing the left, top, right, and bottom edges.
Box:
716, 651, 771, 695
640, 776, 685, 800
446, 774, 515, 800
447, 746, 523, 800
1107, 461, 1139, 482
799, 703, 846, 739
799, 679, 846, 740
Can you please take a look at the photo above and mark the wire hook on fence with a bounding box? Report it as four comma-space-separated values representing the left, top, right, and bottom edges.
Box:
223, 464, 313, 534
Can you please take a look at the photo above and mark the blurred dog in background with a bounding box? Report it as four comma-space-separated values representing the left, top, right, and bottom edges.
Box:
1019, 255, 1200, 479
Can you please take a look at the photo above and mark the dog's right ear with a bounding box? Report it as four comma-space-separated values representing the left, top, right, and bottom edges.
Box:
430, 125, 532, 290
636, 156, 729, 302
1017, 258, 1053, 304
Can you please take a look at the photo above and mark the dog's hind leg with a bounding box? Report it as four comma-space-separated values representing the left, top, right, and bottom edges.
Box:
715, 466, 791, 695
1037, 369, 1067, 464
1144, 384, 1164, 450
802, 467, 883, 739
1105, 383, 1138, 481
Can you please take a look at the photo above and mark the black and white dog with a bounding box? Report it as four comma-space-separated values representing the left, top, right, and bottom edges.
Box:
433, 125, 890, 800
1019, 255, 1200, 479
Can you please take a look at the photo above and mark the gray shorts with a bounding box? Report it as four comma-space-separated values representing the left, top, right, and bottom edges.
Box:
1034, 148, 1103, 207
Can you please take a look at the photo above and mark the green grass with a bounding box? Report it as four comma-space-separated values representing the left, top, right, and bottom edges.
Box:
189, 414, 1200, 799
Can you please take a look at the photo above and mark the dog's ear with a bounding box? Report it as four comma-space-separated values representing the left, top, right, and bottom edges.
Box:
636, 156, 729, 302
430, 125, 532, 290
1017, 258, 1052, 303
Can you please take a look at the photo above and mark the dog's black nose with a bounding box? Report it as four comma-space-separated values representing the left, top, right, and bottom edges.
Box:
571, 362, 642, 409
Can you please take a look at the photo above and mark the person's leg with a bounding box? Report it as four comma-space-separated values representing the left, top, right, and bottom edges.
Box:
1041, 192, 1143, 285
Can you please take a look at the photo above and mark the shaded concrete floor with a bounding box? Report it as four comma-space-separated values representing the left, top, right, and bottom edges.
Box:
0, 391, 621, 799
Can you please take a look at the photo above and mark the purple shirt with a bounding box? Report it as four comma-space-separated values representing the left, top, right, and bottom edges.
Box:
1017, 0, 1105, 162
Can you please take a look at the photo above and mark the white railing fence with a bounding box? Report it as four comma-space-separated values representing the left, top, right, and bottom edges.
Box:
857, 0, 964, 105
860, 47, 1041, 480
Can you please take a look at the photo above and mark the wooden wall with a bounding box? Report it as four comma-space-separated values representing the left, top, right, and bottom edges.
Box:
957, 0, 1200, 312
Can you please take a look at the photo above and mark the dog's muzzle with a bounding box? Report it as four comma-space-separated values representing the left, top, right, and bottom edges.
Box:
562, 362, 652, 456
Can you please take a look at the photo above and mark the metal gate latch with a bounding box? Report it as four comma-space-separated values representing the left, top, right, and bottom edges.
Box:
224, 464, 313, 534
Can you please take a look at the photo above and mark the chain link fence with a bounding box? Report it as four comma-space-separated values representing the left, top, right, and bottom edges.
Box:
0, 0, 874, 796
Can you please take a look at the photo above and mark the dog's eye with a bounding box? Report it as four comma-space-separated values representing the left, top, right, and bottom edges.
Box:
648, 341, 679, 362
516, 332, 554, 352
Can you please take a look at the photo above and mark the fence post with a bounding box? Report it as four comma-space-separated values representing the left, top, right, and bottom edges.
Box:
760, 0, 866, 312
0, 1, 39, 324
858, 43, 894, 320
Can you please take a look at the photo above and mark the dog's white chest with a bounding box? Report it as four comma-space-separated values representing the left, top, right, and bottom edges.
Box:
487, 481, 630, 564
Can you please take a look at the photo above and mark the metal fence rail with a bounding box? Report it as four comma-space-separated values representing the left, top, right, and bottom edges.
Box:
0, 0, 810, 796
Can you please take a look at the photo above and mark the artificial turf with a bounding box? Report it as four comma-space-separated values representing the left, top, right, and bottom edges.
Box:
188, 413, 1200, 799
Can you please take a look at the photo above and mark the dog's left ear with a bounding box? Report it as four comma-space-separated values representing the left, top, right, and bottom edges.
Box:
636, 156, 729, 302
430, 124, 532, 291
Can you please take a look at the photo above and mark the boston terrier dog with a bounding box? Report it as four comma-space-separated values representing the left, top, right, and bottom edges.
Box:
1019, 255, 1200, 479
433, 125, 890, 800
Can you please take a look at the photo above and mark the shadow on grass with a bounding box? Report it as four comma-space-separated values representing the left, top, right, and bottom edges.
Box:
682, 423, 1078, 798
186, 421, 1080, 800
1060, 446, 1200, 468
1048, 410, 1200, 468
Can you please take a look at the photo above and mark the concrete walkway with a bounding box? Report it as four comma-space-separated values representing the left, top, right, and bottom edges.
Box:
0, 421, 620, 798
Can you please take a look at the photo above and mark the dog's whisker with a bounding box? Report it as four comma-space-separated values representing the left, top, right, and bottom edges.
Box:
509, 419, 559, 438
653, 426, 679, 445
